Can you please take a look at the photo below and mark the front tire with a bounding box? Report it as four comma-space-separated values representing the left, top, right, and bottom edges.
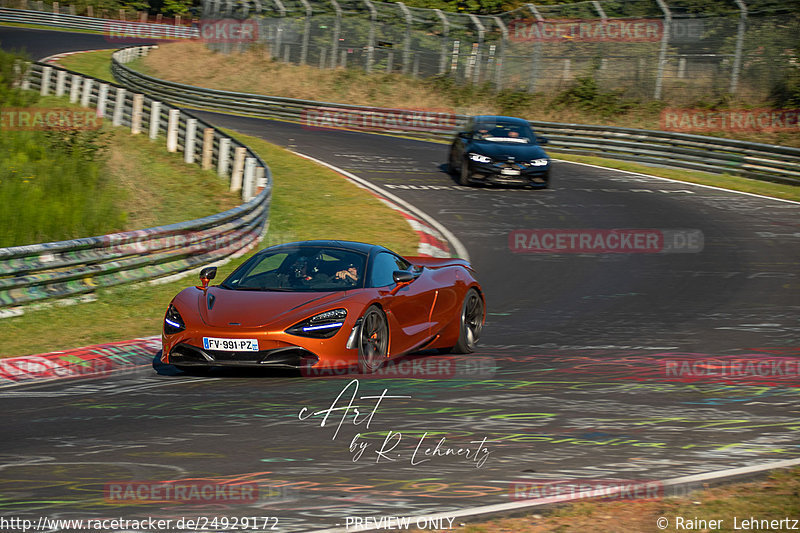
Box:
448, 147, 459, 176
358, 306, 389, 373
458, 158, 472, 186
452, 288, 484, 354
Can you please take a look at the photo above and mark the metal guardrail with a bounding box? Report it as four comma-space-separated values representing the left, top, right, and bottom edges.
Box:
0, 6, 197, 37
0, 51, 272, 310
109, 47, 800, 186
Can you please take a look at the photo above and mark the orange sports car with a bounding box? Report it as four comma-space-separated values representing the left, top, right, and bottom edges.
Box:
154, 240, 485, 374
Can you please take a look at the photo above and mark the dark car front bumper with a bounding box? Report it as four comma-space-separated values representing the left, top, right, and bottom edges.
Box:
466, 161, 550, 187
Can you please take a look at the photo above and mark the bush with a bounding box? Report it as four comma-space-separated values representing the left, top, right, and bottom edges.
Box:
552, 75, 635, 118
0, 49, 125, 247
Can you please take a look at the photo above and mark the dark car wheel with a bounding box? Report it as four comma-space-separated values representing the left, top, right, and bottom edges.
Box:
451, 288, 484, 353
458, 158, 472, 186
358, 305, 389, 373
448, 147, 459, 175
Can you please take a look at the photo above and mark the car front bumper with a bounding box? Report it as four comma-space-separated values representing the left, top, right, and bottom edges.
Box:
466, 161, 550, 186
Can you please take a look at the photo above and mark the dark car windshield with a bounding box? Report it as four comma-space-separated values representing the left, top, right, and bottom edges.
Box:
473, 121, 535, 144
220, 247, 367, 292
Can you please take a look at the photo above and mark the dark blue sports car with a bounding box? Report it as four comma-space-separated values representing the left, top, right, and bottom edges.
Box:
448, 115, 551, 188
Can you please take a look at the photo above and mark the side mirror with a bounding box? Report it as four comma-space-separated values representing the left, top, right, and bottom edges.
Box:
393, 270, 414, 284
537, 136, 549, 145
199, 266, 217, 289
389, 270, 414, 295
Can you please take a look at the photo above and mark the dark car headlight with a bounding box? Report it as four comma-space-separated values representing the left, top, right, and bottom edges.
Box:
286, 308, 347, 339
164, 304, 185, 335
468, 153, 492, 163
530, 158, 549, 167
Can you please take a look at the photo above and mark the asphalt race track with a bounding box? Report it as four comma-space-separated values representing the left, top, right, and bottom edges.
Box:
2, 27, 800, 532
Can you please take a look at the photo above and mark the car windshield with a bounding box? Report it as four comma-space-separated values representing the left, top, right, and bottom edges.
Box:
220, 246, 367, 292
474, 122, 535, 144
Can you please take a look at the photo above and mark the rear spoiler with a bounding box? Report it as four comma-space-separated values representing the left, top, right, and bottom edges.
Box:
407, 256, 473, 271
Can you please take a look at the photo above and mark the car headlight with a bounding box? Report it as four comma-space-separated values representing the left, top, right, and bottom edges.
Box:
164, 304, 185, 335
286, 308, 347, 338
530, 158, 549, 167
468, 153, 492, 163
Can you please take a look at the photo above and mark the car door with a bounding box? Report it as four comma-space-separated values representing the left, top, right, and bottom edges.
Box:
369, 252, 436, 354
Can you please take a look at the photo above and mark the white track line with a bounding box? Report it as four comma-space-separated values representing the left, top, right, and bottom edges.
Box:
554, 158, 800, 205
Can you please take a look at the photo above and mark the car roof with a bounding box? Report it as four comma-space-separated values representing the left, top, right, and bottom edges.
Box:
472, 115, 530, 126
258, 240, 386, 256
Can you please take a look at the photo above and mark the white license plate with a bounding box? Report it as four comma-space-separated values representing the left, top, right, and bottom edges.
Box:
501, 168, 521, 176
203, 337, 259, 352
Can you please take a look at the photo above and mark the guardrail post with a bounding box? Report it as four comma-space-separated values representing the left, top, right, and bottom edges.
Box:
20, 62, 31, 91
184, 118, 198, 163
40, 65, 52, 96
97, 83, 109, 117
242, 157, 256, 201
166, 108, 180, 152
55, 69, 66, 96
131, 93, 144, 134
230, 147, 247, 192
202, 128, 214, 170
218, 137, 231, 177
69, 74, 81, 103
112, 87, 125, 126
149, 101, 161, 139
80, 78, 93, 107
256, 166, 266, 190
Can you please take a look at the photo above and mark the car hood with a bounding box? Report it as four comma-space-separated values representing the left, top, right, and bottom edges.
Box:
195, 287, 351, 328
468, 141, 548, 161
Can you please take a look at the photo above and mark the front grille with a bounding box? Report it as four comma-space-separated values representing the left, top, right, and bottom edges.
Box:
169, 343, 319, 368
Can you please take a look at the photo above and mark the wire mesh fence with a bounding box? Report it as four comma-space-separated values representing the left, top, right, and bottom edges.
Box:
200, 0, 798, 102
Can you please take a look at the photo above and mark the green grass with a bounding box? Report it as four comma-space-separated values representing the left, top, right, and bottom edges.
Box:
0, 94, 241, 246
55, 49, 116, 83
0, 129, 419, 357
